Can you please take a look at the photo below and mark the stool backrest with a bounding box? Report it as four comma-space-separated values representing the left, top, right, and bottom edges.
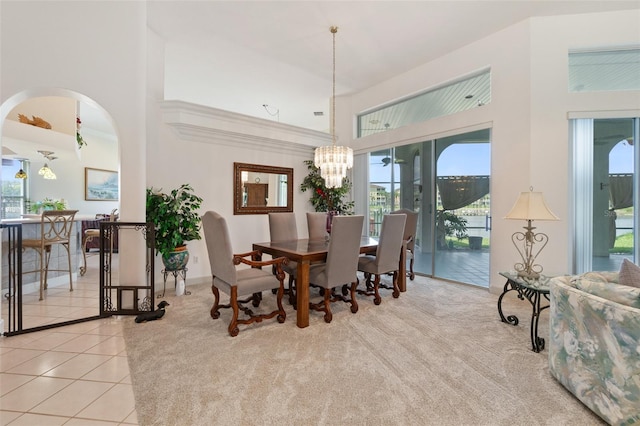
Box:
40, 210, 78, 245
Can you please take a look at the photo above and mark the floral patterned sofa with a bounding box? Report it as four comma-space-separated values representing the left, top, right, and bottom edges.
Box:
548, 269, 640, 425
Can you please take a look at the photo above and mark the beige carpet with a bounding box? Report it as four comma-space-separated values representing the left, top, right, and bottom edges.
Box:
123, 276, 604, 426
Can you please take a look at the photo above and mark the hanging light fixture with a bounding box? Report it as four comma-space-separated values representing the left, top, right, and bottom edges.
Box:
37, 150, 58, 180
15, 168, 27, 179
314, 26, 353, 188
38, 164, 57, 179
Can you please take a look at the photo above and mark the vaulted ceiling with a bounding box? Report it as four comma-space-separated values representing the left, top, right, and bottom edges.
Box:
147, 1, 640, 132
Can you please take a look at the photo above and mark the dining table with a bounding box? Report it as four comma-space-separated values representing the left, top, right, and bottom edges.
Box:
252, 236, 406, 328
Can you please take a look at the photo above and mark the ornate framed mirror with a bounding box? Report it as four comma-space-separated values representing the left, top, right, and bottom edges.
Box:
233, 162, 293, 215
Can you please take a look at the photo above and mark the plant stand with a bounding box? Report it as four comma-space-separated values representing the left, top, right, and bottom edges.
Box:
159, 267, 189, 297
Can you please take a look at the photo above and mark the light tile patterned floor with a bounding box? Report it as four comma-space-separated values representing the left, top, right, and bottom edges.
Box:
1, 253, 137, 425
0, 316, 137, 425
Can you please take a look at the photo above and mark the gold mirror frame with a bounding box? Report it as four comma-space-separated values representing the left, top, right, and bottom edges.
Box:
233, 162, 293, 215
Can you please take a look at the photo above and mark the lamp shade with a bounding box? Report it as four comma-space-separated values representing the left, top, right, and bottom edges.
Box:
38, 164, 57, 180
505, 190, 559, 221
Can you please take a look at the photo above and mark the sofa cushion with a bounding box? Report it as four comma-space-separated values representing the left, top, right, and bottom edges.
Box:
577, 271, 609, 283
574, 279, 640, 309
549, 279, 640, 425
618, 258, 640, 288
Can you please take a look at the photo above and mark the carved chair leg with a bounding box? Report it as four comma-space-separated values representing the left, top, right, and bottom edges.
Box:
288, 275, 296, 308
392, 271, 400, 298
210, 285, 221, 319
409, 256, 415, 280
323, 288, 332, 323
228, 286, 240, 337
373, 274, 382, 305
275, 282, 286, 323
349, 281, 359, 314
252, 291, 262, 307
364, 272, 373, 290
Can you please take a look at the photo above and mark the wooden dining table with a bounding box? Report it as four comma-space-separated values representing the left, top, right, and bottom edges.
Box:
252, 237, 406, 328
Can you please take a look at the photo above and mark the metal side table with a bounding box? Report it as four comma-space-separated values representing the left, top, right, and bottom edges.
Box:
497, 271, 551, 353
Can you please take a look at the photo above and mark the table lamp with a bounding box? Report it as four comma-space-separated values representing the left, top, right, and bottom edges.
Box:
505, 188, 559, 279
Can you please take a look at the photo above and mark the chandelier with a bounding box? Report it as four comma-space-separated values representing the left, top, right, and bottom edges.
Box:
314, 26, 353, 188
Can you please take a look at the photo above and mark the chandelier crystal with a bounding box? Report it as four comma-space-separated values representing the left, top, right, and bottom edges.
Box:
314, 26, 353, 188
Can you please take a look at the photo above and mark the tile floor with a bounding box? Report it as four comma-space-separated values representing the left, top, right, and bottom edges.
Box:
0, 317, 137, 425
1, 252, 137, 425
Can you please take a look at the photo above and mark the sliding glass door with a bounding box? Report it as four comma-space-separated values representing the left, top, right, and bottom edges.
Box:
433, 130, 491, 286
367, 128, 491, 287
573, 117, 637, 272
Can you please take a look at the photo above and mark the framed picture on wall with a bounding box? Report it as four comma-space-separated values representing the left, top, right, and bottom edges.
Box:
85, 167, 119, 201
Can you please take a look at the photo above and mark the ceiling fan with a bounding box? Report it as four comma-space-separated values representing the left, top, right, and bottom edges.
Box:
381, 156, 406, 167
38, 150, 58, 161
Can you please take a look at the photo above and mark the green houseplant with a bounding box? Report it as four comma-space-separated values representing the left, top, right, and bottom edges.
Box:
146, 183, 203, 270
29, 198, 67, 213
300, 160, 354, 214
436, 210, 468, 249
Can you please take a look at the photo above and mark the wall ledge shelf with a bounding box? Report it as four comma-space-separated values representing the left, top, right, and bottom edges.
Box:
160, 100, 330, 155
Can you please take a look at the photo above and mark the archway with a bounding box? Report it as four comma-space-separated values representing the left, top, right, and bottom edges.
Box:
1, 88, 120, 335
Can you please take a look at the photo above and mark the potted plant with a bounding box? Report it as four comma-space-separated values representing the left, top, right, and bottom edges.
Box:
29, 198, 67, 213
146, 183, 203, 270
436, 210, 468, 249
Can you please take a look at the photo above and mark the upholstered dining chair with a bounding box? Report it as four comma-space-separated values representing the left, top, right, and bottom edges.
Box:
308, 215, 364, 323
268, 212, 298, 304
306, 212, 329, 240
357, 213, 406, 305
22, 210, 78, 300
391, 208, 419, 280
202, 211, 287, 337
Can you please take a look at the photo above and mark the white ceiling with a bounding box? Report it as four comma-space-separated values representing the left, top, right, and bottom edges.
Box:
5, 0, 638, 152
147, 0, 640, 131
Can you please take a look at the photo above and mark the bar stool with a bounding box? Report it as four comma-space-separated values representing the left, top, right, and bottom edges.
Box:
22, 210, 78, 300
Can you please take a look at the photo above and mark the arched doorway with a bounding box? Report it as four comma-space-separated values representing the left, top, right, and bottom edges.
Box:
1, 88, 120, 335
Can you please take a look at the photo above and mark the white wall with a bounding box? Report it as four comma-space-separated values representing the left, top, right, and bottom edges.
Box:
146, 101, 323, 280
2, 2, 638, 315
339, 9, 640, 293
21, 130, 118, 217
0, 0, 148, 323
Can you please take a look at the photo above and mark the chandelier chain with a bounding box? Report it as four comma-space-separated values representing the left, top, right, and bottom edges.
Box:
331, 26, 337, 146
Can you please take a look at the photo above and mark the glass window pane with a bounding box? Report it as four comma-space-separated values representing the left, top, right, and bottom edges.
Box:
1, 158, 27, 219
569, 48, 640, 92
358, 69, 491, 138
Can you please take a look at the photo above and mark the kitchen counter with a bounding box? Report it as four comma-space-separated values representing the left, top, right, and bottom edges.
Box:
1, 217, 83, 296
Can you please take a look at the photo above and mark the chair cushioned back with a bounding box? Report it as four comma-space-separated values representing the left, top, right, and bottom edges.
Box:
391, 208, 418, 251
202, 211, 237, 285
306, 212, 329, 240
268, 212, 298, 242
374, 214, 406, 273
325, 215, 364, 285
